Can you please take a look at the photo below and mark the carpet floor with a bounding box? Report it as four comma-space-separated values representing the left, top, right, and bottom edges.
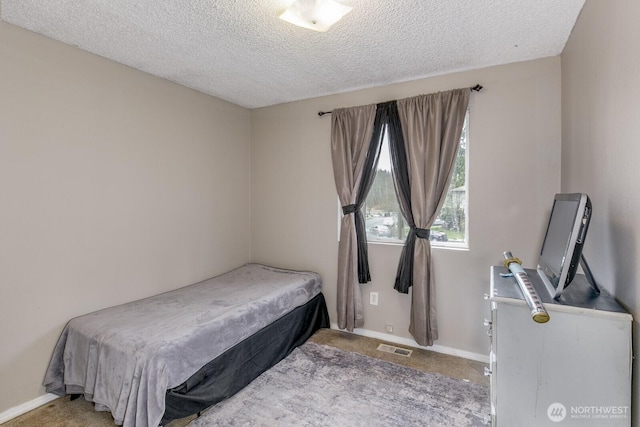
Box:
189, 341, 490, 426
2, 329, 488, 426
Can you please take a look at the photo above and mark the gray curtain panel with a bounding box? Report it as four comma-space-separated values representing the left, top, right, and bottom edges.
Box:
331, 104, 377, 331
396, 89, 470, 346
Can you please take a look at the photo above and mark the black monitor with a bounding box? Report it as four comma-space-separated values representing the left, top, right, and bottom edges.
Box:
537, 193, 592, 298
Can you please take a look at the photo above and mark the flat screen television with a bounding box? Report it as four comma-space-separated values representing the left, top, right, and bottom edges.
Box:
537, 193, 592, 298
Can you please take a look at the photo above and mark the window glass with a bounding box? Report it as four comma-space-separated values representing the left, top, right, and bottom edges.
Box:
365, 112, 469, 247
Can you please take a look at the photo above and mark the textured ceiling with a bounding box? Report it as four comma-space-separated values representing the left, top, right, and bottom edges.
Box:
1, 0, 585, 109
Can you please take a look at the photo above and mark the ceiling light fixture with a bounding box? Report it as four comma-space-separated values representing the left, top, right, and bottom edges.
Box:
279, 0, 352, 32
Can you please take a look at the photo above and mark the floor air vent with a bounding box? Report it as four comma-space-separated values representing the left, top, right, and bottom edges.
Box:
376, 343, 413, 357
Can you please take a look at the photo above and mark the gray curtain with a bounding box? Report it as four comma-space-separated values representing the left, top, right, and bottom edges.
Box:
331, 104, 380, 331
393, 89, 470, 346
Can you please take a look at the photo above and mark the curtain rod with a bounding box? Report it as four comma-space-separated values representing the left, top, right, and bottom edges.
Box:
317, 84, 483, 117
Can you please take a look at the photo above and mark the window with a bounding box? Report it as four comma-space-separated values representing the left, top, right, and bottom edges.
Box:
365, 112, 469, 247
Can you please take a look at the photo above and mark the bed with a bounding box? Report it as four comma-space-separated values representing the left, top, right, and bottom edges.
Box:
43, 263, 329, 427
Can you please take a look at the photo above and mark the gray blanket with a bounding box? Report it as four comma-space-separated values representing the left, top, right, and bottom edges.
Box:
43, 264, 322, 427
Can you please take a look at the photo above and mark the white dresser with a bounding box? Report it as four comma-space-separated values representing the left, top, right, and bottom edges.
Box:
488, 265, 632, 426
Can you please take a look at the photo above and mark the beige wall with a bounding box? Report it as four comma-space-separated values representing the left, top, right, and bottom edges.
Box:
0, 22, 252, 412
562, 0, 640, 424
251, 57, 562, 356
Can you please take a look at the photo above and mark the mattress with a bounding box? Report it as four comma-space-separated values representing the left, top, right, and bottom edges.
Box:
43, 263, 322, 427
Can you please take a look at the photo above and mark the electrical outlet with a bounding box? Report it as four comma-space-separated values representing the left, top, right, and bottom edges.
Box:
385, 324, 393, 333
369, 291, 379, 306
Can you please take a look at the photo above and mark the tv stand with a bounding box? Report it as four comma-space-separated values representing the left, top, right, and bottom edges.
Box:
487, 266, 632, 426
579, 254, 600, 295
538, 254, 600, 299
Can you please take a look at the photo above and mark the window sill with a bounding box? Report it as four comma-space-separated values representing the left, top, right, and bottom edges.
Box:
367, 240, 469, 251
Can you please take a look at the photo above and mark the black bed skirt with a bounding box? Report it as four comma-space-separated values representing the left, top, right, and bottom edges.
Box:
161, 292, 329, 424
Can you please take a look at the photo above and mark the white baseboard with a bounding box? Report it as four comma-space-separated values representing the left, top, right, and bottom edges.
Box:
0, 393, 59, 424
329, 323, 489, 364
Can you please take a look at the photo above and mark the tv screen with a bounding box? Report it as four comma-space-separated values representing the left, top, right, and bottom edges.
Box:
537, 193, 591, 298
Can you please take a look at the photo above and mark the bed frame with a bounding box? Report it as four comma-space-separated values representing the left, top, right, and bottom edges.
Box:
162, 292, 328, 424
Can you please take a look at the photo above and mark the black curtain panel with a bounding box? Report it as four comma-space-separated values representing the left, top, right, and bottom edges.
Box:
383, 101, 416, 294
351, 105, 386, 283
